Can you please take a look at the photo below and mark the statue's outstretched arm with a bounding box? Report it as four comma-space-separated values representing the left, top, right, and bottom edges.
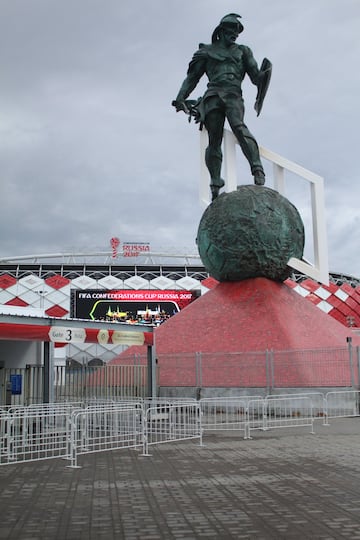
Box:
173, 51, 206, 113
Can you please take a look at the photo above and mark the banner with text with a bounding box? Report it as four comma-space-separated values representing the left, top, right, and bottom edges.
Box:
72, 289, 200, 321
122, 242, 150, 257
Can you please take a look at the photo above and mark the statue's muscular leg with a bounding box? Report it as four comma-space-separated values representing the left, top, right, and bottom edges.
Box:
227, 112, 265, 186
204, 109, 226, 200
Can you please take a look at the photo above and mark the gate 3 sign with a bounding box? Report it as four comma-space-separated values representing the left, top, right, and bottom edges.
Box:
48, 327, 86, 343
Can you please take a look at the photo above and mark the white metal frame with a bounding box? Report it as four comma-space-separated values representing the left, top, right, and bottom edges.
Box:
0, 406, 75, 465
142, 402, 202, 456
262, 396, 315, 434
68, 404, 143, 468
199, 396, 263, 435
4, 393, 359, 468
324, 390, 360, 422
200, 129, 329, 285
265, 392, 326, 423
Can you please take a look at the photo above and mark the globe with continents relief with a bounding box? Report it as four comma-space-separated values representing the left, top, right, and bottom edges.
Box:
196, 185, 305, 282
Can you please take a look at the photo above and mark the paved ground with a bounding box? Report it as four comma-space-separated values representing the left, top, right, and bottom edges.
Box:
1, 419, 360, 539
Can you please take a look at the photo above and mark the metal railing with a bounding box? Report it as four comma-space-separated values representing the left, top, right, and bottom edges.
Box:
68, 403, 143, 468
260, 396, 315, 435
0, 365, 148, 406
200, 394, 317, 439
119, 346, 359, 389
199, 391, 360, 439
2, 347, 359, 408
0, 398, 202, 467
324, 390, 360, 421
199, 396, 263, 435
3, 392, 360, 468
245, 399, 266, 438
142, 401, 202, 456
265, 392, 326, 421
0, 403, 79, 465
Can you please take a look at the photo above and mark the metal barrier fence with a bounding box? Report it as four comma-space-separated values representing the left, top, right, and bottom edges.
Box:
3, 391, 360, 468
200, 395, 317, 439
0, 365, 148, 406
203, 391, 360, 438
260, 396, 315, 435
55, 365, 148, 401
68, 403, 143, 468
142, 401, 202, 456
199, 391, 360, 437
199, 396, 263, 436
0, 398, 201, 467
2, 347, 359, 407
324, 390, 360, 421
265, 392, 326, 421
118, 346, 359, 389
0, 402, 78, 465
245, 399, 266, 438
0, 366, 43, 406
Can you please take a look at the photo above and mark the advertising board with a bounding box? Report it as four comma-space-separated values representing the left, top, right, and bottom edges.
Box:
71, 289, 200, 324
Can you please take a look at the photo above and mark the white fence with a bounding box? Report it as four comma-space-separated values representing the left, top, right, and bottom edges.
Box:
0, 398, 201, 467
0, 403, 77, 465
68, 404, 143, 468
200, 390, 360, 439
0, 365, 149, 407
260, 396, 315, 436
2, 391, 360, 467
266, 392, 325, 417
245, 399, 266, 438
324, 390, 360, 420
142, 401, 202, 456
199, 396, 263, 437
200, 395, 316, 439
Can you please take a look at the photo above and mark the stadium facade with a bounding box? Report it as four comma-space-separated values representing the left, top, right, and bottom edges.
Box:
0, 252, 359, 367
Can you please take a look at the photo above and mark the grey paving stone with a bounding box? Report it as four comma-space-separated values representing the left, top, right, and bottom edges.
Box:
0, 419, 360, 538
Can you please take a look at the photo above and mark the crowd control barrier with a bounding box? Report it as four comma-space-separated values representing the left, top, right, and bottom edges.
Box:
2, 392, 360, 468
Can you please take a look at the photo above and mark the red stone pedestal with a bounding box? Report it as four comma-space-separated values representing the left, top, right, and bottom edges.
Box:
112, 278, 359, 387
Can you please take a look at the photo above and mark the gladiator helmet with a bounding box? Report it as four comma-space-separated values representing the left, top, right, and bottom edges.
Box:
211, 13, 244, 43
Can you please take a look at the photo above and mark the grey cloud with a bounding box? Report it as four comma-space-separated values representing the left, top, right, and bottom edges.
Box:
0, 0, 359, 278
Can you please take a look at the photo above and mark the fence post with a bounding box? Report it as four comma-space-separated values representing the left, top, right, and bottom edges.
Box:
266, 350, 274, 394
147, 343, 157, 398
196, 352, 202, 391
67, 411, 81, 468
265, 350, 270, 395
43, 342, 51, 403
141, 408, 150, 456
347, 337, 355, 388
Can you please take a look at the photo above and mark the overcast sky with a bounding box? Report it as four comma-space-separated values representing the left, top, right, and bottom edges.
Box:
0, 0, 359, 277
